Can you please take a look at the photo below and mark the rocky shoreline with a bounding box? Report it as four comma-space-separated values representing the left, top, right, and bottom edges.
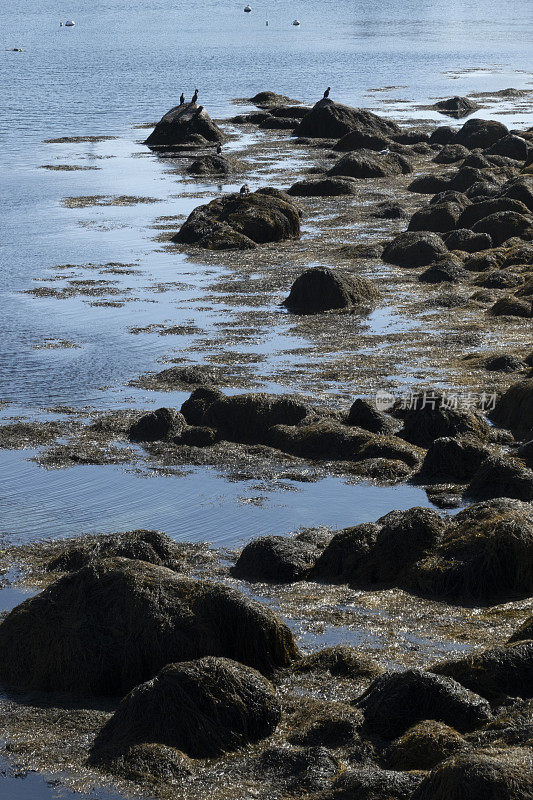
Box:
0, 90, 532, 799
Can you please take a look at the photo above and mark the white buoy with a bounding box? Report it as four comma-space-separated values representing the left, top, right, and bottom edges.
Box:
244, 5, 252, 12
292, 19, 300, 26
65, 20, 75, 26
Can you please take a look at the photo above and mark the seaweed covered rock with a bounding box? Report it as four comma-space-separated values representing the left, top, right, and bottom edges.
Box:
455, 118, 509, 149
295, 98, 399, 140
417, 436, 492, 482
433, 144, 470, 163
287, 702, 364, 749
172, 189, 301, 249
334, 128, 391, 151
0, 558, 298, 693
186, 154, 234, 175
508, 616, 533, 643
430, 640, 533, 700
472, 211, 533, 246
399, 399, 490, 448
433, 97, 480, 118
387, 720, 465, 771
382, 231, 448, 267
486, 134, 530, 161
232, 534, 319, 582
457, 197, 531, 228
355, 669, 492, 739
293, 645, 384, 681
205, 391, 309, 442
310, 522, 381, 583
490, 296, 533, 318
283, 267, 380, 313
180, 386, 224, 426
443, 228, 493, 252
413, 499, 533, 603
247, 745, 342, 796
408, 202, 462, 233
144, 103, 225, 148
419, 258, 468, 283
46, 529, 180, 573
129, 408, 185, 442
288, 176, 359, 196
328, 150, 411, 179
465, 455, 533, 501
410, 748, 533, 800
408, 174, 452, 194
346, 399, 396, 435
318, 766, 421, 800
491, 378, 533, 433
91, 657, 280, 761
108, 742, 193, 783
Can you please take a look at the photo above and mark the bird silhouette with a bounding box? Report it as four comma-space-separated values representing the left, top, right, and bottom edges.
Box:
323, 87, 331, 99
240, 184, 250, 195
179, 92, 185, 105
216, 143, 222, 154
191, 89, 198, 103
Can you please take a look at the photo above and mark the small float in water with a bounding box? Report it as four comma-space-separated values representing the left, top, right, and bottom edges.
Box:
65, 20, 75, 26
244, 5, 252, 11
292, 19, 300, 26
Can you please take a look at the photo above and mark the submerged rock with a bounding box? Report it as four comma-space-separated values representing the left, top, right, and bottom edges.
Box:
173, 189, 301, 249
295, 98, 399, 140
144, 103, 224, 148
0, 558, 298, 693
91, 657, 281, 760
283, 266, 380, 313
355, 669, 492, 739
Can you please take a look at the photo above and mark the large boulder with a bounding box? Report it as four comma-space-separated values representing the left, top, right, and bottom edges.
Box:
465, 455, 533, 501
399, 399, 491, 448
144, 103, 224, 148
472, 211, 533, 246
486, 134, 529, 161
410, 749, 533, 800
433, 97, 480, 118
419, 258, 468, 283
430, 640, 533, 701
443, 228, 493, 252
287, 176, 359, 196
186, 154, 235, 175
417, 436, 492, 482
457, 197, 531, 229
433, 144, 471, 163
508, 616, 533, 643
283, 267, 380, 313
413, 499, 533, 603
503, 176, 533, 212
455, 118, 509, 149
319, 766, 421, 800
328, 150, 412, 179
295, 98, 399, 140
232, 535, 319, 582
347, 398, 396, 435
203, 391, 309, 442
90, 657, 280, 760
172, 189, 301, 249
355, 669, 492, 739
129, 407, 185, 442
0, 558, 298, 693
382, 231, 448, 267
387, 720, 466, 771
408, 202, 462, 233
333, 129, 391, 151
310, 522, 381, 583
491, 378, 533, 433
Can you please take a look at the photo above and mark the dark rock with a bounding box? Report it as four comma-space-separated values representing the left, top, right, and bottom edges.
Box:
418, 436, 492, 482
443, 228, 493, 252
46, 529, 180, 573
129, 408, 185, 442
293, 645, 384, 680
186, 154, 234, 175
145, 103, 224, 148
180, 425, 218, 447
295, 98, 399, 140
457, 197, 531, 228
465, 180, 502, 200
410, 749, 533, 800
486, 134, 529, 161
90, 657, 281, 760
448, 166, 501, 193
372, 201, 407, 219
387, 720, 466, 771
347, 398, 396, 434
103, 742, 192, 783
283, 267, 380, 313
399, 399, 490, 448
429, 126, 457, 146
232, 535, 319, 582
382, 231, 448, 267
287, 703, 363, 749
231, 111, 272, 124
180, 386, 224, 426
320, 766, 421, 800
491, 378, 533, 432
462, 152, 491, 169
310, 522, 380, 582
463, 248, 505, 271
334, 129, 391, 151
465, 455, 533, 501
0, 558, 298, 693
431, 641, 533, 701
413, 498, 533, 602
173, 189, 301, 249
206, 392, 309, 442
490, 296, 532, 317
433, 97, 480, 118
433, 144, 470, 164
328, 150, 412, 179
288, 176, 359, 196
259, 116, 298, 130
355, 669, 492, 739
472, 211, 533, 246
249, 745, 341, 796
476, 270, 524, 289
393, 129, 430, 145
419, 258, 469, 283
408, 174, 452, 194
503, 176, 533, 212
455, 118, 509, 149
249, 91, 295, 106
430, 190, 471, 209
268, 104, 310, 119
408, 202, 461, 233
508, 616, 533, 643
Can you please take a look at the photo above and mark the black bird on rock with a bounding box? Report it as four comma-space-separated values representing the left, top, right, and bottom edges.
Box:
179, 92, 185, 105
216, 143, 222, 154
240, 184, 250, 195
191, 88, 198, 103
323, 87, 331, 98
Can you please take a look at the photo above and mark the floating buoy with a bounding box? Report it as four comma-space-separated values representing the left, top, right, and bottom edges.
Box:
65, 20, 75, 26
292, 19, 300, 25
244, 5, 252, 11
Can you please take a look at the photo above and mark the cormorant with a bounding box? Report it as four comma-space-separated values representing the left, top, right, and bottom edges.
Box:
191, 89, 198, 103
179, 93, 185, 105
323, 87, 331, 99
216, 143, 222, 154
194, 105, 204, 117
239, 184, 250, 195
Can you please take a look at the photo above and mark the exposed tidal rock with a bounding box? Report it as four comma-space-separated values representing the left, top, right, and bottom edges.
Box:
172, 188, 301, 249
419, 257, 469, 283
317, 766, 421, 800
486, 134, 530, 161
399, 398, 491, 448
387, 720, 466, 771
433, 143, 471, 163
455, 118, 509, 149
90, 657, 281, 760
429, 126, 457, 146
288, 176, 360, 196
283, 266, 380, 313
417, 435, 493, 483
0, 558, 298, 693
295, 98, 399, 140
491, 378, 533, 433
433, 96, 480, 118
186, 154, 236, 175
328, 149, 412, 179
355, 669, 492, 739
232, 534, 321, 582
46, 529, 180, 572
465, 455, 533, 501
129, 407, 186, 442
293, 645, 384, 681
443, 228, 493, 252
144, 103, 224, 148
408, 201, 462, 233
346, 398, 397, 435
472, 210, 533, 246
491, 296, 533, 317
508, 615, 533, 643
382, 231, 448, 267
